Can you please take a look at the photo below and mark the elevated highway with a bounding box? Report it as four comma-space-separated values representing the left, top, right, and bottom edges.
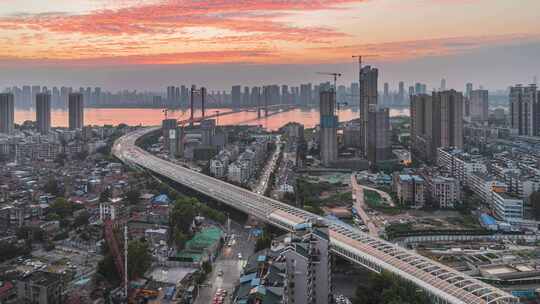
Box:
113, 127, 518, 304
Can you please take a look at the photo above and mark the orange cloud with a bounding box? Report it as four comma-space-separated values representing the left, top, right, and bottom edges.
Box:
1, 1, 538, 66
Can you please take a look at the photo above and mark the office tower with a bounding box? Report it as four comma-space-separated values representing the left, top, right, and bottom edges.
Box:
410, 90, 463, 162
242, 86, 250, 106
470, 89, 489, 122
319, 90, 338, 166
36, 93, 51, 135
367, 107, 391, 164
68, 93, 84, 130
398, 81, 405, 104
383, 82, 389, 104
409, 86, 415, 100
510, 84, 539, 136
440, 78, 447, 91
466, 83, 473, 99
231, 85, 241, 108
359, 65, 378, 156
0, 93, 15, 134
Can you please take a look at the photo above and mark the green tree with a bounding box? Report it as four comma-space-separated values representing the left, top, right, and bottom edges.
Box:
201, 261, 212, 274
127, 240, 151, 279
46, 213, 61, 222
48, 197, 73, 217
73, 211, 90, 227
353, 271, 430, 304
97, 254, 120, 284
530, 191, 540, 220
44, 178, 61, 196
170, 197, 198, 235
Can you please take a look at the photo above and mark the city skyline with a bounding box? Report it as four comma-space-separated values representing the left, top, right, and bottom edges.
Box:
1, 0, 540, 90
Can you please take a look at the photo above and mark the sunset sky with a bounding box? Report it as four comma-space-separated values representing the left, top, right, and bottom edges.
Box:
1, 0, 540, 90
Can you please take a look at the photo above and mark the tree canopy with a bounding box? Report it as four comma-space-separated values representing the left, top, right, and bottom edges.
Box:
48, 197, 73, 217
353, 271, 430, 304
127, 240, 151, 279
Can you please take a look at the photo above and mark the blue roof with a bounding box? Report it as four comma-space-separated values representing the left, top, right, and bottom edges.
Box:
399, 174, 423, 183
152, 194, 171, 205
251, 278, 261, 287
294, 222, 312, 231
480, 213, 497, 226
257, 255, 267, 262
240, 273, 257, 283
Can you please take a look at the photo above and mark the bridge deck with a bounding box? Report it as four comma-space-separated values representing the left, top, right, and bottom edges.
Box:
112, 127, 518, 304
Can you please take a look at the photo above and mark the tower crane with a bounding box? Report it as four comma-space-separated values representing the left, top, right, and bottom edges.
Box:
316, 72, 342, 91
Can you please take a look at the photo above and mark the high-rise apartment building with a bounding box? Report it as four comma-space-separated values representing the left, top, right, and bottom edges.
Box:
166, 86, 181, 106
466, 82, 473, 99
319, 90, 338, 166
367, 107, 392, 164
398, 81, 405, 104
440, 78, 447, 91
359, 66, 378, 156
242, 86, 250, 106
433, 90, 464, 153
410, 90, 464, 162
0, 93, 15, 134
470, 89, 489, 122
68, 93, 84, 130
36, 93, 51, 135
300, 83, 312, 107
510, 84, 539, 136
383, 82, 390, 104
231, 85, 241, 108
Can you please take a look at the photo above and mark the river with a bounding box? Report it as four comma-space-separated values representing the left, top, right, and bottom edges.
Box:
14, 107, 409, 131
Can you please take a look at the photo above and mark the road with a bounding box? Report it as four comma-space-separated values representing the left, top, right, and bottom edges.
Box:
350, 174, 380, 236
253, 136, 282, 195
195, 223, 255, 304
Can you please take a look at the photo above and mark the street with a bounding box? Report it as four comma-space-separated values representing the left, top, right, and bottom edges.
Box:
351, 174, 380, 236
194, 222, 255, 304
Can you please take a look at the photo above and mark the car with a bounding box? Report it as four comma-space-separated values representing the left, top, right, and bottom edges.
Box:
217, 270, 223, 276
237, 253, 243, 259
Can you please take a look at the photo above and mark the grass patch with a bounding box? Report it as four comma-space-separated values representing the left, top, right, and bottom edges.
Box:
364, 189, 383, 206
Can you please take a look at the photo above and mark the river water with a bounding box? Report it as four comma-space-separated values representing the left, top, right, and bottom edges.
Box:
14, 107, 409, 131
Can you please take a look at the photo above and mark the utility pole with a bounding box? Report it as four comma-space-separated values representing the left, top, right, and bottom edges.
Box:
190, 85, 196, 126
201, 87, 206, 118
124, 225, 128, 298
